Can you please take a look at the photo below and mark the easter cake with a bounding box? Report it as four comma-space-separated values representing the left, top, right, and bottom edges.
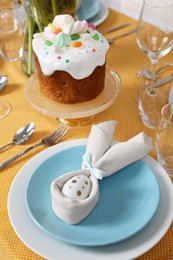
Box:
32, 14, 109, 104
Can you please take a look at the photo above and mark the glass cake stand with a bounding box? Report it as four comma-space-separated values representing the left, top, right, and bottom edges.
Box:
24, 66, 121, 126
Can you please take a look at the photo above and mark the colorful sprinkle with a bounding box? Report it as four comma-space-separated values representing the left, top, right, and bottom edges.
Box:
57, 56, 61, 59
71, 34, 80, 41
73, 41, 82, 48
45, 40, 53, 46
65, 59, 70, 63
93, 33, 99, 41
53, 27, 62, 34
48, 23, 54, 29
92, 48, 96, 52
88, 23, 96, 30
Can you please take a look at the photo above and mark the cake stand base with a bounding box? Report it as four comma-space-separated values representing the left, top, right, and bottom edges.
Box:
24, 66, 121, 126
58, 115, 95, 126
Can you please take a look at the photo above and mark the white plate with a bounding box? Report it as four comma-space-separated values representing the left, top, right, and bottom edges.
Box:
25, 145, 160, 246
8, 139, 173, 260
88, 2, 109, 27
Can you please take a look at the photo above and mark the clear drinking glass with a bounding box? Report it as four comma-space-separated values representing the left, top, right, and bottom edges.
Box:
136, 0, 173, 93
0, 5, 26, 61
156, 102, 173, 176
0, 4, 26, 119
138, 62, 173, 128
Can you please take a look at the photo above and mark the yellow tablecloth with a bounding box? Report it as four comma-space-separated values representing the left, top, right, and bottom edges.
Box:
0, 9, 173, 260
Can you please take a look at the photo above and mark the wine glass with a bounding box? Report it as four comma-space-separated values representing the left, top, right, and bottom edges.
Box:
0, 3, 26, 119
136, 0, 173, 94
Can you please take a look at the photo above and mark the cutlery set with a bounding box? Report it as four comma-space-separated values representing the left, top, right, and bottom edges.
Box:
137, 63, 173, 89
0, 123, 35, 151
144, 73, 173, 90
0, 74, 8, 92
101, 22, 137, 43
136, 63, 173, 79
100, 22, 130, 34
106, 27, 137, 43
0, 123, 69, 169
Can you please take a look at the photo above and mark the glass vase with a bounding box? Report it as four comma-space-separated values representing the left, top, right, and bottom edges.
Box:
21, 0, 78, 76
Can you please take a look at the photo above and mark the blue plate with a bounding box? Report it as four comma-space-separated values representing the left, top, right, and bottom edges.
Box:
25, 144, 160, 246
77, 0, 100, 21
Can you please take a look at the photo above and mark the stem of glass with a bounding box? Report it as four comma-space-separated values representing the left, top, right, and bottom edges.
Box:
148, 59, 158, 96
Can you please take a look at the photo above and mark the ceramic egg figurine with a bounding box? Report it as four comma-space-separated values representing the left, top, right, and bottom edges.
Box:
62, 175, 91, 200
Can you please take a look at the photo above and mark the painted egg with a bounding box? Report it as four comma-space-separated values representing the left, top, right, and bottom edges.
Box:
61, 175, 91, 200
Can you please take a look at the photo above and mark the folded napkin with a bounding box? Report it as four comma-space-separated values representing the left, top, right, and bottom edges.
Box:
83, 120, 152, 178
51, 120, 153, 224
121, 0, 143, 20
100, 0, 143, 20
104, 0, 173, 33
121, 0, 172, 33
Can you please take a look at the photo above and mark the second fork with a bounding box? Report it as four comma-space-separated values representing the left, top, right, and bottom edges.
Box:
106, 28, 137, 44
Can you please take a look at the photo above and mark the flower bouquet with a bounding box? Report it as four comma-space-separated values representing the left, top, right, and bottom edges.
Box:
22, 0, 78, 76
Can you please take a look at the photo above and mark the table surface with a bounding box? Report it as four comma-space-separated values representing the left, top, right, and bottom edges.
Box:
0, 8, 173, 260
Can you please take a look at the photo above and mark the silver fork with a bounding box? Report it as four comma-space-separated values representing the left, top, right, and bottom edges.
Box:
100, 23, 130, 34
0, 124, 69, 169
106, 27, 137, 44
136, 63, 173, 78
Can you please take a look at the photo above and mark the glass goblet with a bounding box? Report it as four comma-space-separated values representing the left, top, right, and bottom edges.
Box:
136, 0, 173, 93
138, 62, 173, 128
156, 102, 173, 177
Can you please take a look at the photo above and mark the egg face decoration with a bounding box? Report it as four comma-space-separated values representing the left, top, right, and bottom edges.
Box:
61, 175, 91, 200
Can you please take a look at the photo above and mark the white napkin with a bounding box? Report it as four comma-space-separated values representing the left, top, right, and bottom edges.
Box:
100, 0, 143, 20
51, 120, 153, 224
83, 120, 153, 178
102, 0, 173, 33
85, 120, 116, 164
51, 169, 99, 225
121, 0, 143, 20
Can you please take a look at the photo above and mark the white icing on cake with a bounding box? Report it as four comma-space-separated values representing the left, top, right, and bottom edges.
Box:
32, 14, 109, 79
